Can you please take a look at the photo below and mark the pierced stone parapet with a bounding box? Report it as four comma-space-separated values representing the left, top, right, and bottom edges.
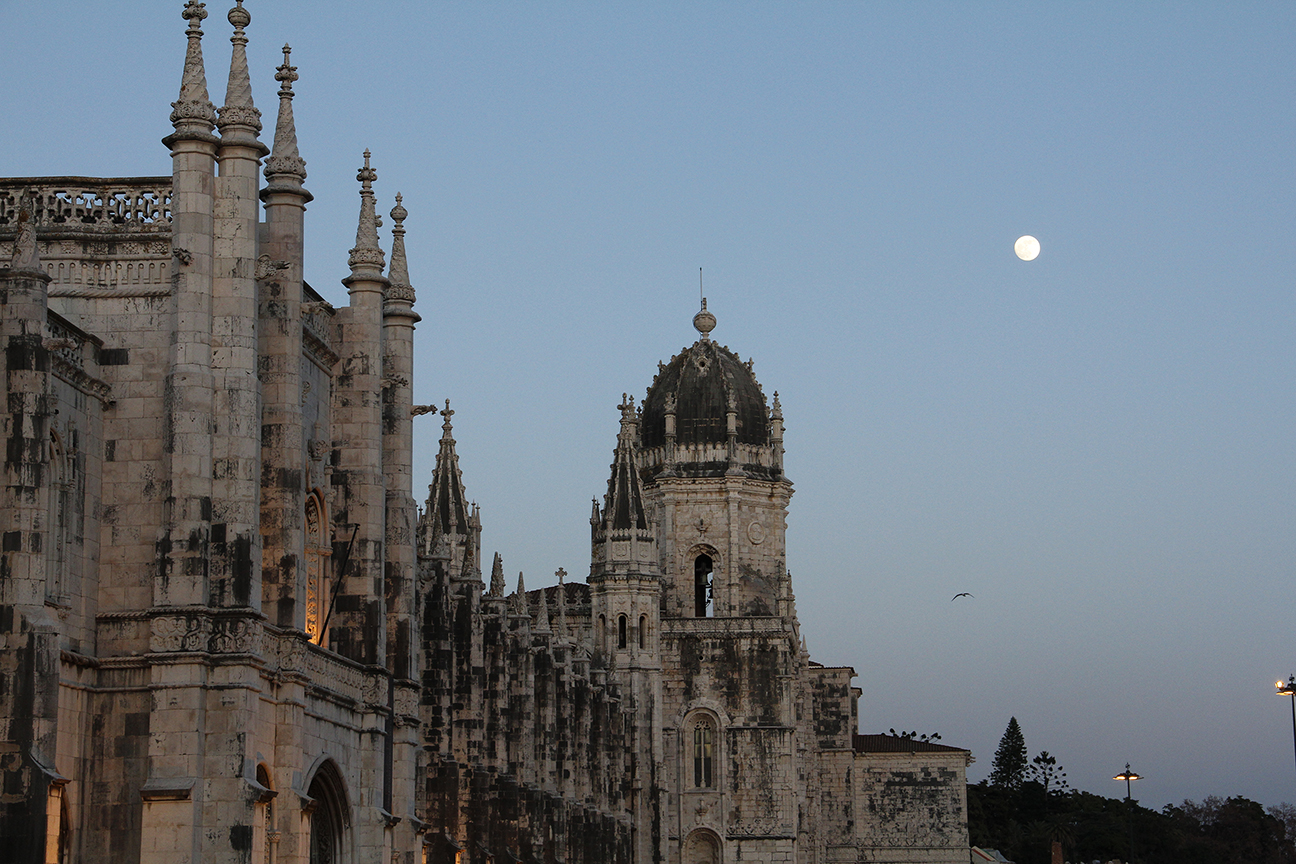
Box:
0, 178, 175, 296
0, 178, 172, 233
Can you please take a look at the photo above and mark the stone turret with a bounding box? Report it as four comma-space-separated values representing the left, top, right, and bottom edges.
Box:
209, 0, 265, 610
259, 43, 312, 630
0, 203, 61, 856
383, 194, 421, 679
638, 300, 792, 619
329, 150, 389, 665
160, 0, 218, 610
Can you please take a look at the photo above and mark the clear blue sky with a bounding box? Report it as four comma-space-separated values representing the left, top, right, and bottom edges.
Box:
4, 0, 1294, 810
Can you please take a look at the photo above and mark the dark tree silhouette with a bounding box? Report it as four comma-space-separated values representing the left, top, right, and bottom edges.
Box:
1026, 750, 1070, 795
989, 716, 1028, 790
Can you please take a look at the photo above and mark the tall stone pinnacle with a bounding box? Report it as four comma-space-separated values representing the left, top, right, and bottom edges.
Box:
263, 43, 311, 198
490, 552, 505, 598
216, 0, 266, 153
387, 194, 415, 304
346, 150, 387, 279
166, 0, 218, 144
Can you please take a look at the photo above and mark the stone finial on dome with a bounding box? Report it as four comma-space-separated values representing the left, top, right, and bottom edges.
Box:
166, 1, 218, 143
693, 297, 716, 341
771, 391, 782, 420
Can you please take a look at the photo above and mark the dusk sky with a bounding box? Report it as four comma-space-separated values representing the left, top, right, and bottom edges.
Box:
4, 1, 1294, 810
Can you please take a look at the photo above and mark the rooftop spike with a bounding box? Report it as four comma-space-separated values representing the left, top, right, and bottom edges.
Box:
262, 43, 311, 198
387, 193, 415, 304
346, 149, 386, 277
534, 583, 551, 633
515, 571, 526, 597
423, 399, 470, 539
216, 0, 266, 152
490, 552, 505, 597
166, 1, 218, 144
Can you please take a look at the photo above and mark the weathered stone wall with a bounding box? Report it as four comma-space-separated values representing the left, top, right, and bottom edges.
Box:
847, 752, 970, 864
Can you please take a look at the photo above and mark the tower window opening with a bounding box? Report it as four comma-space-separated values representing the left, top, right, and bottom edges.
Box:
639, 614, 647, 649
692, 718, 714, 788
618, 614, 628, 649
693, 554, 713, 617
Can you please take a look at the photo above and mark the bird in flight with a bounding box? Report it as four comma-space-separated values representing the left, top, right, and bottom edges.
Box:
951, 593, 974, 601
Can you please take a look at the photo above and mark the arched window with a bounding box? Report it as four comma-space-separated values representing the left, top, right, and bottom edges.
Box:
617, 614, 628, 649
304, 490, 330, 644
693, 554, 713, 618
692, 718, 714, 788
638, 615, 647, 650
307, 760, 348, 864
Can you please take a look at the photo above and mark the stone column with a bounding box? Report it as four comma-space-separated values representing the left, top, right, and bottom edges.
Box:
259, 44, 312, 630
0, 208, 62, 861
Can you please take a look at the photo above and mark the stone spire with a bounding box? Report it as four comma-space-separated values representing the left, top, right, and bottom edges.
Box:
603, 395, 647, 532
387, 194, 415, 303
534, 582, 551, 633
555, 568, 568, 637
262, 44, 311, 197
165, 1, 218, 145
216, 0, 266, 153
490, 552, 506, 598
515, 571, 526, 598
346, 150, 387, 279
424, 400, 470, 538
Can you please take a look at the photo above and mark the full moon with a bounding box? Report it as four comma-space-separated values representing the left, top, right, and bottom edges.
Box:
1014, 235, 1041, 261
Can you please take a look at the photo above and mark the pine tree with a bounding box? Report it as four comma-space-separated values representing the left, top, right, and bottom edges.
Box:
989, 716, 1028, 789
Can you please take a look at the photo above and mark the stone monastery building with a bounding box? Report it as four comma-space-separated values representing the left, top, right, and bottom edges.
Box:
0, 3, 971, 863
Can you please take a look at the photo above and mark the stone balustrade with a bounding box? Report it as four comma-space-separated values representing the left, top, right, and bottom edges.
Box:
0, 177, 171, 232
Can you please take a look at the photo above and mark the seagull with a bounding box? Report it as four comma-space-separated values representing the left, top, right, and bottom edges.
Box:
951, 593, 974, 601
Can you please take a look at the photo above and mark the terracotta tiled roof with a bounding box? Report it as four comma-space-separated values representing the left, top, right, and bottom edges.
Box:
853, 734, 968, 754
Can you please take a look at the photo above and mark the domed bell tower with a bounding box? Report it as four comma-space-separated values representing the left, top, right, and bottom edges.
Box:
638, 300, 791, 620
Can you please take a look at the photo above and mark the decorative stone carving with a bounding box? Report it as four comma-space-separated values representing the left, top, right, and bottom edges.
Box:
150, 615, 211, 653
209, 617, 260, 654
255, 254, 290, 282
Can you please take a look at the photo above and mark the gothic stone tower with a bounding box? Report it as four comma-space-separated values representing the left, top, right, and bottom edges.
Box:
625, 301, 800, 863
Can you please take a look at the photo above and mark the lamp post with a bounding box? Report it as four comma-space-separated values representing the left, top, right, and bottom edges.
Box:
1113, 763, 1141, 864
1276, 676, 1296, 781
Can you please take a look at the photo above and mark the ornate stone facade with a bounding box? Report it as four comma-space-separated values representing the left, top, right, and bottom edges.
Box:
0, 3, 971, 863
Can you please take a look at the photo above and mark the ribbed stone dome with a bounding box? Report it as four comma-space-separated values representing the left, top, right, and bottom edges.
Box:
641, 338, 769, 450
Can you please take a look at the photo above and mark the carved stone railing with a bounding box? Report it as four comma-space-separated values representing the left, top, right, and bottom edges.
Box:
0, 177, 171, 232
0, 177, 173, 297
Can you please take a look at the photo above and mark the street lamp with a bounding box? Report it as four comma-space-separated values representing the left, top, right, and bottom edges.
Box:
1276, 676, 1296, 781
1113, 763, 1142, 864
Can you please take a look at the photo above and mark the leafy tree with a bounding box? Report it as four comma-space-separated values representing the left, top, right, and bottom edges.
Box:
989, 716, 1028, 790
1026, 750, 1070, 795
